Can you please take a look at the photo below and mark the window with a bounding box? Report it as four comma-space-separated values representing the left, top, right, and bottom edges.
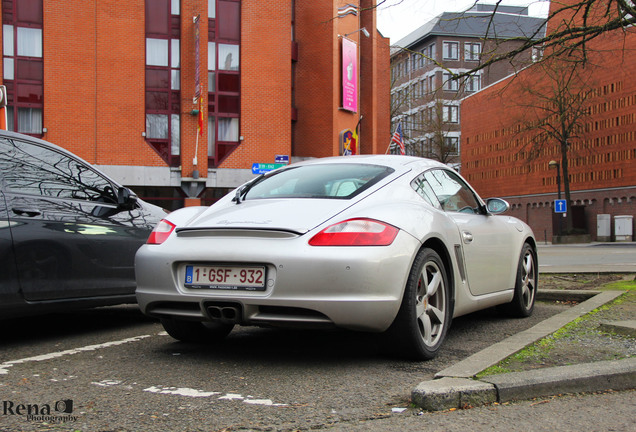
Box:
411, 174, 441, 208
464, 42, 481, 61
145, 0, 181, 166
427, 43, 436, 64
208, 0, 216, 18
2, 0, 44, 136
243, 164, 395, 201
412, 82, 420, 99
442, 41, 459, 60
423, 169, 480, 213
218, 117, 239, 141
0, 137, 116, 202
443, 73, 458, 91
444, 136, 459, 155
18, 107, 42, 134
208, 0, 241, 166
218, 44, 239, 70
465, 74, 481, 92
442, 105, 459, 123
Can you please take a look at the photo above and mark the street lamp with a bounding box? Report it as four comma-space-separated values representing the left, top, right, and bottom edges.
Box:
548, 160, 561, 199
341, 27, 370, 38
549, 160, 562, 237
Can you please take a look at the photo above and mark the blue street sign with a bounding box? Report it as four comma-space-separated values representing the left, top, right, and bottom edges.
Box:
554, 199, 567, 213
275, 155, 289, 164
252, 163, 286, 175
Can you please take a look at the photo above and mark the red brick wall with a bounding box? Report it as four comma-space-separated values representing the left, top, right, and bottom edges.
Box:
462, 29, 636, 199
42, 0, 164, 167
222, 0, 292, 169
461, 0, 636, 241
2, 0, 390, 176
294, 1, 340, 157
360, 0, 390, 154
505, 190, 636, 243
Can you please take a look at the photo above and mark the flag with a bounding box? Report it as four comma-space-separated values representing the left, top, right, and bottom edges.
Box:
350, 127, 358, 155
391, 122, 406, 155
197, 96, 203, 136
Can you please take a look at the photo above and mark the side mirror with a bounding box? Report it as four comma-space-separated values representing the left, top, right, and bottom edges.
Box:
117, 187, 138, 210
486, 198, 510, 215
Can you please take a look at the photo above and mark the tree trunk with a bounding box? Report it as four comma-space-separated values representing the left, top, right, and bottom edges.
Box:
560, 140, 573, 233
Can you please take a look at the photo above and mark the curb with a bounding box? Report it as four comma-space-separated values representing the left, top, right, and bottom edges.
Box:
412, 358, 636, 411
411, 289, 635, 411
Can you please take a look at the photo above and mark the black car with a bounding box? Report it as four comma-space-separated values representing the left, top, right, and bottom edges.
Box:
0, 130, 166, 318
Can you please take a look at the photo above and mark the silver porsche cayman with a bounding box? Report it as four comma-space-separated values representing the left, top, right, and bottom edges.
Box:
135, 155, 537, 360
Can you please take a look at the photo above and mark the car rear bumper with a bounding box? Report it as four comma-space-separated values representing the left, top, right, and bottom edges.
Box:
135, 231, 419, 332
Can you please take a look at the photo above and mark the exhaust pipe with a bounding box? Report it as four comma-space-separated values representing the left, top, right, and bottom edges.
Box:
221, 307, 239, 321
207, 305, 241, 323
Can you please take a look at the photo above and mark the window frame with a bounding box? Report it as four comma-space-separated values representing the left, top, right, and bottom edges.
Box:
442, 41, 459, 60
145, 0, 181, 166
464, 42, 481, 62
422, 169, 481, 214
442, 105, 459, 123
208, 0, 242, 167
444, 136, 460, 156
443, 72, 459, 91
2, 0, 44, 137
0, 137, 118, 203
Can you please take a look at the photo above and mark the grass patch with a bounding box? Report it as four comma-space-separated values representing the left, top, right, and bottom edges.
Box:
602, 279, 636, 291
476, 287, 635, 379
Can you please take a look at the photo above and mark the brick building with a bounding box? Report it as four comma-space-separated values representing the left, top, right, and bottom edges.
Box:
1, 0, 390, 209
461, 1, 636, 242
389, 4, 545, 167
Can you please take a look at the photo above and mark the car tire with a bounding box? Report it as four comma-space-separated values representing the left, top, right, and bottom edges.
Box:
388, 248, 451, 360
500, 243, 537, 317
160, 318, 234, 343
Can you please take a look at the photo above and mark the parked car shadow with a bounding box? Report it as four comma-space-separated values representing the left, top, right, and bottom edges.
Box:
0, 304, 157, 346
150, 302, 568, 366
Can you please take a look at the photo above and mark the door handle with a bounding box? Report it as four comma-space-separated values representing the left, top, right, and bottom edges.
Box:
12, 208, 41, 217
462, 231, 473, 244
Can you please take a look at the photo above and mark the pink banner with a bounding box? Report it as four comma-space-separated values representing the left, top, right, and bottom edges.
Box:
342, 37, 358, 112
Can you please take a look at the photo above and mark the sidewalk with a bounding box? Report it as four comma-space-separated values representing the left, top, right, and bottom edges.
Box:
411, 288, 636, 411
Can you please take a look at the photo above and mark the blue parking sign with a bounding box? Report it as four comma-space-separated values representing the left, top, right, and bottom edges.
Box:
554, 199, 567, 213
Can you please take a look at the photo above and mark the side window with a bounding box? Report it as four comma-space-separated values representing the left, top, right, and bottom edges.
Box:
0, 138, 117, 203
423, 169, 480, 213
411, 174, 441, 209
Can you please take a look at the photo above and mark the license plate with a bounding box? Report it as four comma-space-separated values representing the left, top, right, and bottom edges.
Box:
185, 265, 266, 291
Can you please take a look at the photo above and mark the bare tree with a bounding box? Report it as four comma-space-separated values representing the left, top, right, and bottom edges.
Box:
512, 54, 597, 233
380, 0, 636, 79
402, 98, 461, 165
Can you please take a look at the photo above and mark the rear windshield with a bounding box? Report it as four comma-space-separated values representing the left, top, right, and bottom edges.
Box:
243, 164, 395, 200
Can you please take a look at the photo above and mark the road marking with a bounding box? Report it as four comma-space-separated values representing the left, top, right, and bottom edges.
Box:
144, 386, 221, 398
141, 385, 287, 406
0, 334, 152, 375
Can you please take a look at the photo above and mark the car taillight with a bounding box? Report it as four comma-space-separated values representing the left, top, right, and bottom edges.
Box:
147, 219, 176, 245
308, 218, 399, 246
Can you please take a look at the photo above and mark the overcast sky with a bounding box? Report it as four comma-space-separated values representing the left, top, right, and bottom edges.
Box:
376, 0, 551, 44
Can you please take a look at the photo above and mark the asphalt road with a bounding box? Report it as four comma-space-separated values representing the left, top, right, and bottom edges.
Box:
0, 301, 574, 432
538, 242, 636, 273
1, 242, 634, 431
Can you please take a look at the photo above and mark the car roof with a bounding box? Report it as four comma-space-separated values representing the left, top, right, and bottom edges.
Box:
291, 154, 448, 172
0, 129, 75, 156
0, 129, 124, 187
